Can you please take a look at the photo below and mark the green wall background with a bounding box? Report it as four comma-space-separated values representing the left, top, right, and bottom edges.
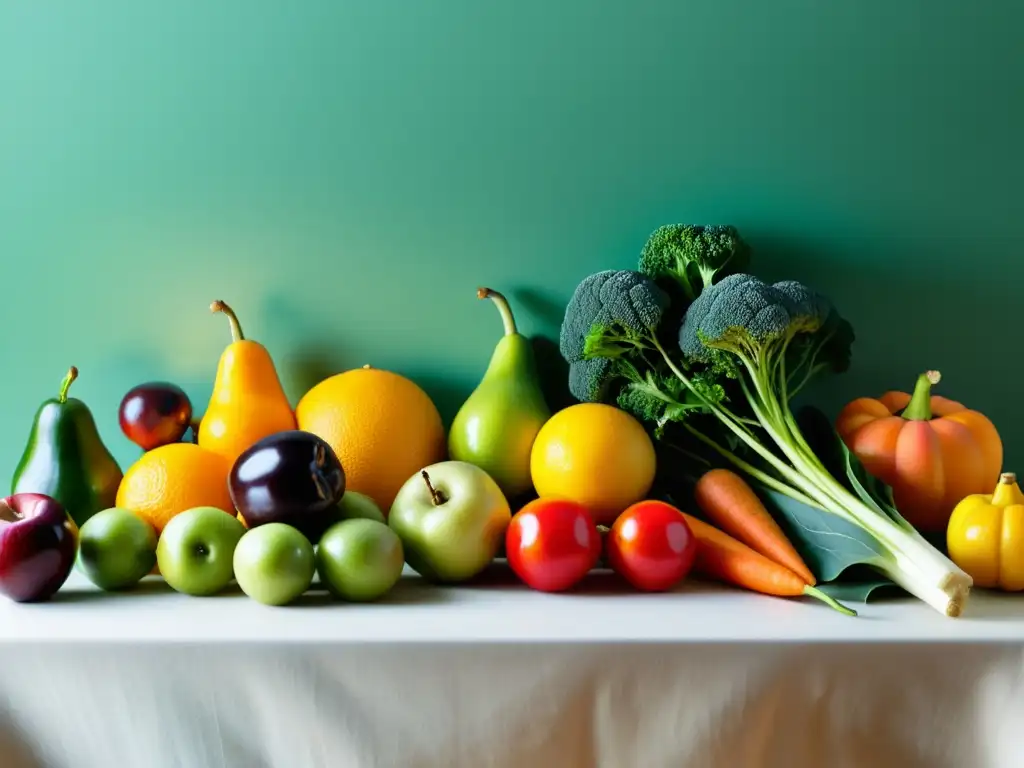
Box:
2, 2, 1021, 479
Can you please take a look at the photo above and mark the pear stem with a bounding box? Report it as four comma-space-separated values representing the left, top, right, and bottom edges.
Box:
210, 300, 245, 342
58, 367, 78, 404
421, 471, 447, 506
902, 370, 941, 421
477, 287, 517, 336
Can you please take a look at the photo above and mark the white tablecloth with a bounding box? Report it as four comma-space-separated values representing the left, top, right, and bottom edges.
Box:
3, 567, 1024, 768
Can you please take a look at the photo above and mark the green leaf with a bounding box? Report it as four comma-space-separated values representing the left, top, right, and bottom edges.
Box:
816, 580, 906, 603
759, 488, 888, 583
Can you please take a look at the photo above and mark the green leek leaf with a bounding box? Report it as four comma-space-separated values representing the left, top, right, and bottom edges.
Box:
759, 487, 887, 583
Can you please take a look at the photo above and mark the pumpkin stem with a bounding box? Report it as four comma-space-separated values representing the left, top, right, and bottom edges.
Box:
902, 370, 941, 421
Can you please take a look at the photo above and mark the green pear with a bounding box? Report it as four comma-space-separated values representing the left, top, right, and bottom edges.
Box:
448, 287, 551, 498
11, 367, 123, 528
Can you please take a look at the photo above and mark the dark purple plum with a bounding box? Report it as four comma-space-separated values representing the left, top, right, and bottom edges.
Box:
229, 430, 346, 542
119, 382, 193, 451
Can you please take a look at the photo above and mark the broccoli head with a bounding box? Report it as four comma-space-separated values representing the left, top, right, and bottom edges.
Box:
559, 269, 670, 402
638, 224, 751, 303
678, 273, 853, 396
679, 274, 795, 364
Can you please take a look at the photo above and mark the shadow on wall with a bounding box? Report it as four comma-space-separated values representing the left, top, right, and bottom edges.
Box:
750, 230, 1019, 464
511, 286, 576, 415
257, 292, 362, 406
260, 284, 577, 426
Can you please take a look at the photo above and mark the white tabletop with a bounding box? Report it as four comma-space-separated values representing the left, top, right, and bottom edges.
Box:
5, 565, 1024, 768
3, 564, 1024, 646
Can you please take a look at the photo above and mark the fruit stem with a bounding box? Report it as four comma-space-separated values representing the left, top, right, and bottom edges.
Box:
0, 500, 18, 523
992, 472, 1024, 506
58, 367, 79, 403
421, 470, 447, 505
477, 287, 518, 337
901, 370, 941, 421
210, 300, 245, 342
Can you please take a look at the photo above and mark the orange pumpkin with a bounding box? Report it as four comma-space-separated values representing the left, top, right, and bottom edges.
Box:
835, 370, 1002, 534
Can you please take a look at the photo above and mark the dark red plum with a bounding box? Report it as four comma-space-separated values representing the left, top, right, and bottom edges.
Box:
229, 430, 346, 542
119, 382, 193, 451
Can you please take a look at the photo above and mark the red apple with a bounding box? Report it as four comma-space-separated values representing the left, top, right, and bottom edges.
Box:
118, 382, 193, 451
0, 493, 79, 603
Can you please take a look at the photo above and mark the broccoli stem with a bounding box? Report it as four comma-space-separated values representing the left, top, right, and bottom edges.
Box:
663, 441, 713, 469
901, 371, 941, 421
650, 336, 842, 510
678, 423, 821, 508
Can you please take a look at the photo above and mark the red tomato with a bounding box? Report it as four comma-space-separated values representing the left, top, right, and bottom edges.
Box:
506, 498, 601, 592
606, 500, 696, 591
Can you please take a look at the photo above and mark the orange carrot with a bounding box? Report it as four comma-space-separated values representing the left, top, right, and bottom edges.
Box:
679, 511, 855, 616
694, 468, 817, 585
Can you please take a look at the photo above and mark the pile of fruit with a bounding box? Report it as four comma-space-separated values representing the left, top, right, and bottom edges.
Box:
0, 227, 1017, 619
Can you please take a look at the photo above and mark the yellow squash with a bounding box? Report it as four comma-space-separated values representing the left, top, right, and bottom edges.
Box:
946, 472, 1024, 591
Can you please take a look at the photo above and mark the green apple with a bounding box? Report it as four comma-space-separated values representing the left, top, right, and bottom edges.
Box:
388, 460, 510, 583
336, 491, 387, 524
156, 506, 245, 596
233, 523, 315, 606
316, 519, 404, 601
78, 507, 158, 591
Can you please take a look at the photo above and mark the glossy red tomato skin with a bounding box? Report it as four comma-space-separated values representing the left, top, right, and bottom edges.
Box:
607, 500, 696, 591
506, 498, 601, 592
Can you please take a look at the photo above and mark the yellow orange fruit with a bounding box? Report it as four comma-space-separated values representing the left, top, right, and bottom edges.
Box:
115, 443, 235, 533
295, 366, 446, 513
530, 403, 656, 525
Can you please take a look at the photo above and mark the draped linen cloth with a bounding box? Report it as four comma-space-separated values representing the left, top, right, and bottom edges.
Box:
2, 574, 1022, 768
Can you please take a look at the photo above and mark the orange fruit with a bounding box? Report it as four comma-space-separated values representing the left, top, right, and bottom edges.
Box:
115, 443, 235, 533
530, 403, 656, 525
295, 366, 446, 513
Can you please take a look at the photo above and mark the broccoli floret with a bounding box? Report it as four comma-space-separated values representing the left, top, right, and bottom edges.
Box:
567, 357, 614, 403
638, 224, 751, 302
679, 274, 794, 364
560, 269, 727, 434
559, 270, 670, 402
772, 280, 834, 335
614, 365, 727, 437
679, 272, 853, 403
